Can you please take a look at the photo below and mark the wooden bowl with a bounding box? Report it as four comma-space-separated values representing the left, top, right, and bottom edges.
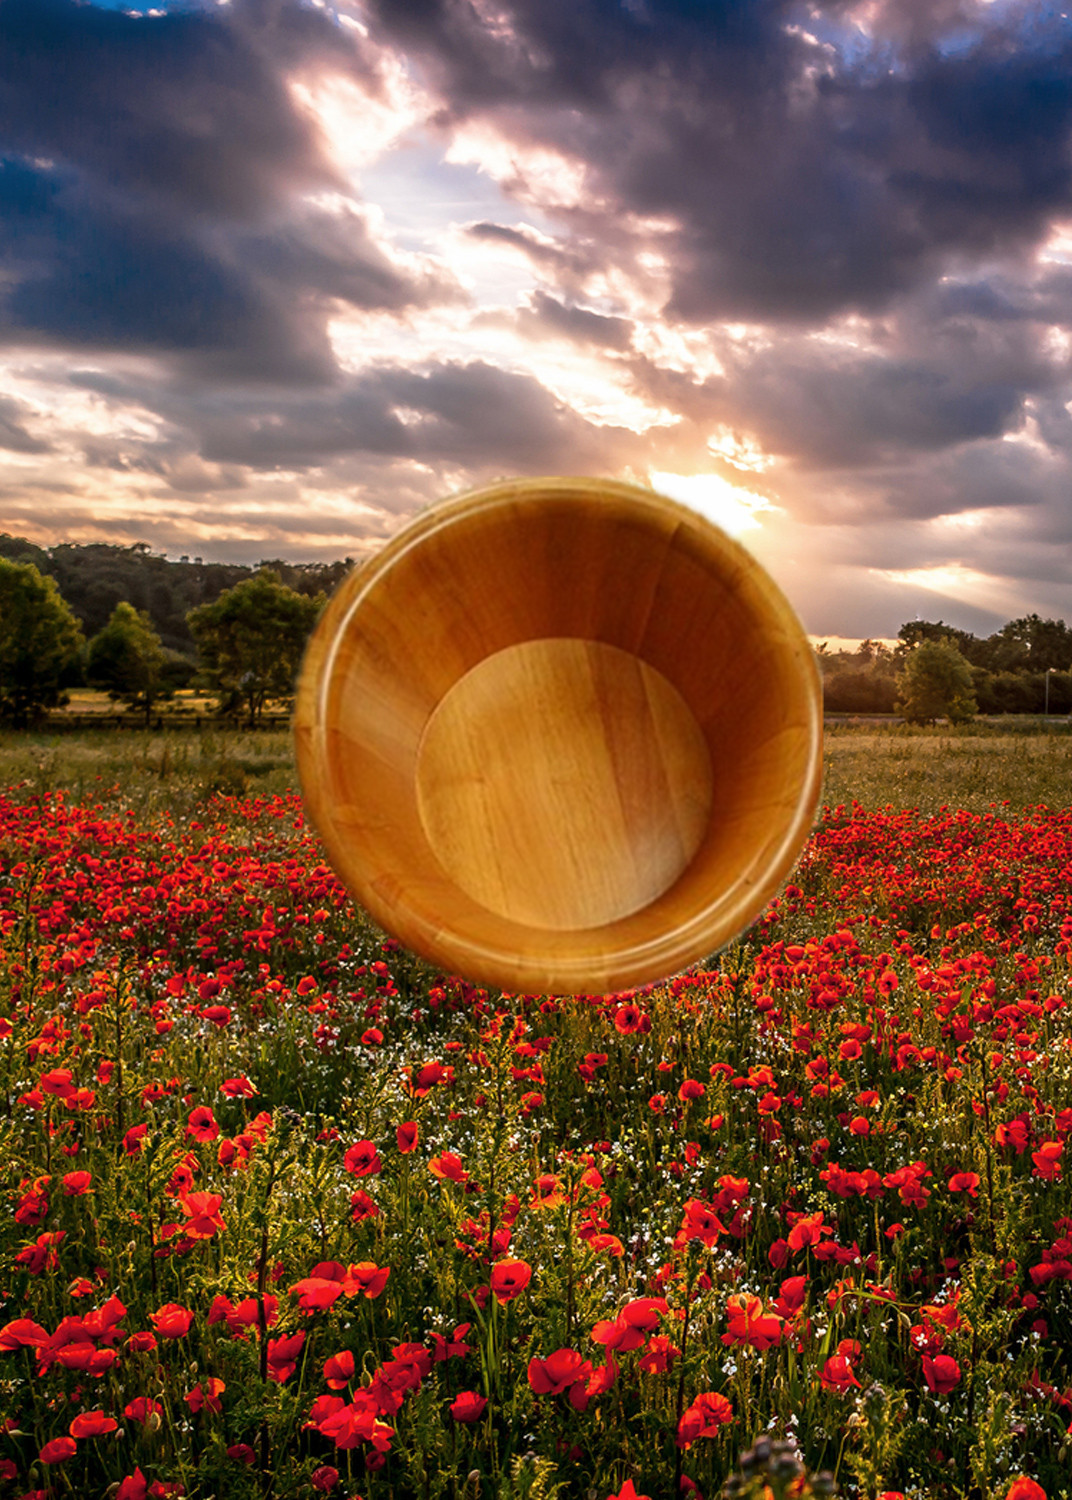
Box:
294, 477, 822, 994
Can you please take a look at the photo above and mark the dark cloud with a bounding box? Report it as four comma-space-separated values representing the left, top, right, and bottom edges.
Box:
0, 395, 48, 453
369, 0, 1072, 323
197, 359, 647, 471
518, 291, 633, 349
465, 221, 597, 279
0, 0, 457, 377
707, 340, 1038, 472
0, 0, 347, 220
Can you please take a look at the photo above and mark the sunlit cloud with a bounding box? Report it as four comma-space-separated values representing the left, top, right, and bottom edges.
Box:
874, 563, 1026, 616
649, 471, 777, 538
706, 426, 774, 473
445, 123, 592, 211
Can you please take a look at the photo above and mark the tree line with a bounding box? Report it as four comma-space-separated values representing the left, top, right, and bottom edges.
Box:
0, 534, 349, 654
820, 616, 1072, 720
0, 553, 323, 726
1, 532, 1069, 726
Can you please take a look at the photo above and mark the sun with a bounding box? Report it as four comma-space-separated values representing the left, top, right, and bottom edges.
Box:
648, 471, 774, 538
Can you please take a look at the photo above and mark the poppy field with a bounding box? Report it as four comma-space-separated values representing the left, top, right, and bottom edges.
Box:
1, 730, 1072, 1500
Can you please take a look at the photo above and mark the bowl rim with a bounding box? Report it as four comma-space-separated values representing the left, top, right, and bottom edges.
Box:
295, 475, 824, 993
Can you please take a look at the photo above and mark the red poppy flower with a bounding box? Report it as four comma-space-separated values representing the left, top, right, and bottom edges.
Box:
723, 1295, 783, 1352
620, 1297, 669, 1331
787, 1211, 829, 1253
39, 1436, 78, 1464
117, 1467, 149, 1500
528, 1348, 592, 1395
124, 1397, 163, 1424
677, 1391, 733, 1447
1005, 1480, 1047, 1500
180, 1191, 225, 1239
185, 1378, 225, 1414
15, 1179, 50, 1225
227, 1443, 257, 1464
432, 1324, 473, 1362
450, 1390, 488, 1423
40, 1069, 76, 1097
343, 1139, 382, 1176
428, 1152, 468, 1183
591, 1317, 646, 1352
586, 1354, 619, 1397
396, 1121, 418, 1153
219, 1076, 256, 1097
70, 1410, 119, 1438
414, 1060, 450, 1091
922, 1354, 961, 1393
324, 1350, 355, 1389
62, 1170, 92, 1196
681, 1199, 724, 1247
344, 1262, 390, 1299
820, 1354, 861, 1393
148, 1303, 194, 1339
350, 1189, 380, 1222
490, 1259, 532, 1304
1032, 1141, 1063, 1180
311, 1467, 340, 1493
186, 1106, 219, 1143
266, 1330, 306, 1383
638, 1334, 681, 1374
948, 1172, 981, 1197
584, 1232, 625, 1257
291, 1278, 345, 1312
608, 1483, 652, 1500
613, 1003, 643, 1034
0, 1318, 49, 1350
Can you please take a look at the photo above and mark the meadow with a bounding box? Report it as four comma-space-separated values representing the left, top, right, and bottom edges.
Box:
1, 722, 1070, 1500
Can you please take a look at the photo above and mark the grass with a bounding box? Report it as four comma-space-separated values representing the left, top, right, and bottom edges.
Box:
820, 721, 1072, 814
0, 728, 296, 821
1, 719, 1070, 826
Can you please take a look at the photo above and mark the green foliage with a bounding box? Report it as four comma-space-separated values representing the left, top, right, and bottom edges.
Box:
86, 602, 167, 724
896, 636, 978, 724
0, 533, 351, 655
187, 570, 323, 724
0, 558, 84, 726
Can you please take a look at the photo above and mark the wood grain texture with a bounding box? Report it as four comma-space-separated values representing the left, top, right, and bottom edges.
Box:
294, 476, 823, 994
415, 638, 712, 931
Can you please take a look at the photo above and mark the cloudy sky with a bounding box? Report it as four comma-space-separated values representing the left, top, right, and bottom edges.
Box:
1, 0, 1070, 638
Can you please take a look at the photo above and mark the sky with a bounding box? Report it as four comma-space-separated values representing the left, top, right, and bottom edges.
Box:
1, 0, 1071, 640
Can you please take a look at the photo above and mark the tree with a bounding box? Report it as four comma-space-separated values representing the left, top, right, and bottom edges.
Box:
86, 602, 167, 724
0, 559, 84, 726
994, 614, 1072, 673
187, 570, 323, 725
896, 637, 977, 725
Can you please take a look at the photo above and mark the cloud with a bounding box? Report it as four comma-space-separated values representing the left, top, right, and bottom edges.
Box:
0, 395, 49, 454
0, 0, 458, 378
196, 358, 647, 472
366, 0, 1072, 323
0, 0, 348, 219
517, 291, 634, 350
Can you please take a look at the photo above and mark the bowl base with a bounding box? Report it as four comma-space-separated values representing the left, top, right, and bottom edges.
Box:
415, 636, 713, 932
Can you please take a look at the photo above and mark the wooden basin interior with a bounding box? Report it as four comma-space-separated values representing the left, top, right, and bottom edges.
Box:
296, 479, 821, 992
